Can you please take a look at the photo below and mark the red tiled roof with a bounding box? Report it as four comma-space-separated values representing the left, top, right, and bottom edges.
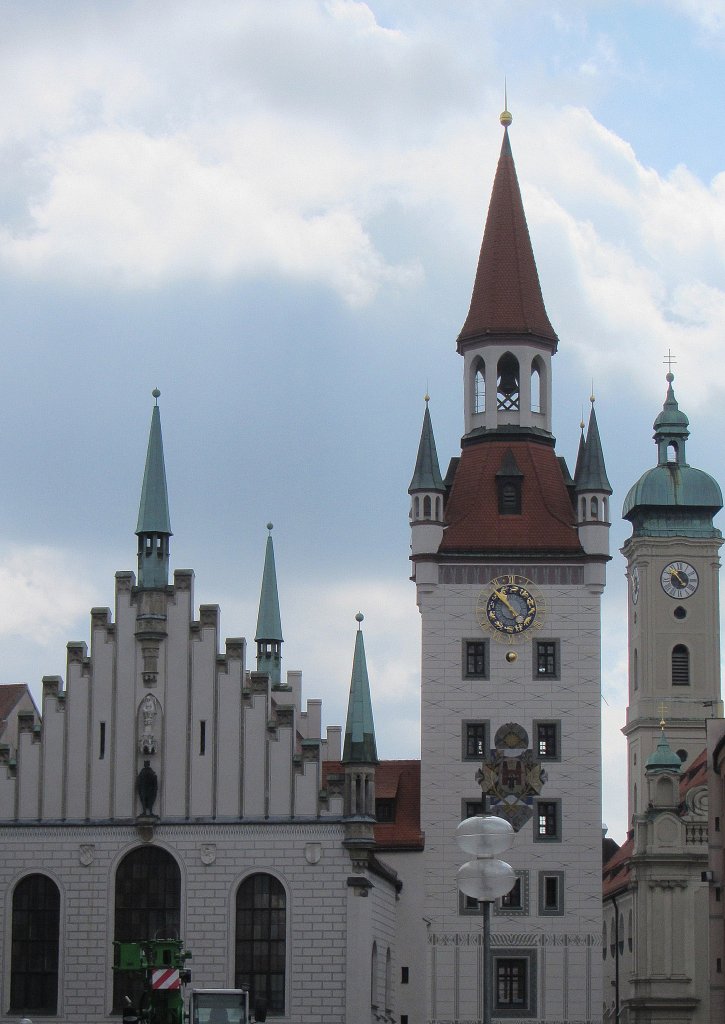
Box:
680, 748, 707, 793
323, 759, 424, 852
602, 833, 633, 898
440, 439, 582, 553
457, 130, 558, 350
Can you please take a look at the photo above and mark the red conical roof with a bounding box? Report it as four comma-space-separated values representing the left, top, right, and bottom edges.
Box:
457, 129, 558, 351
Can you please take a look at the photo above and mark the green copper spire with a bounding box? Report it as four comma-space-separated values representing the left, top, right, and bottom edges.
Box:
255, 524, 283, 685
576, 402, 612, 493
136, 389, 172, 588
342, 613, 378, 764
409, 397, 444, 493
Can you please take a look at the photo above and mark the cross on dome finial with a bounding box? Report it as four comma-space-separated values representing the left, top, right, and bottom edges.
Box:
664, 349, 676, 383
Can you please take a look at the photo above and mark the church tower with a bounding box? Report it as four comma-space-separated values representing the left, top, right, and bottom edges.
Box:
411, 110, 606, 1023
622, 371, 723, 820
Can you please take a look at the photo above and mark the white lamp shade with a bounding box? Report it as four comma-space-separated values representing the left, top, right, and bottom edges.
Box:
457, 858, 516, 901
456, 814, 514, 857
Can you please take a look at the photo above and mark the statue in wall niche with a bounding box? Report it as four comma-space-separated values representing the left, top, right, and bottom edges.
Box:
137, 759, 158, 817
139, 693, 158, 755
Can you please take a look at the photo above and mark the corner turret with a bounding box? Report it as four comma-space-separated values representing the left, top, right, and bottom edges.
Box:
136, 389, 172, 589
575, 399, 612, 583
409, 396, 445, 558
255, 524, 283, 687
342, 613, 378, 820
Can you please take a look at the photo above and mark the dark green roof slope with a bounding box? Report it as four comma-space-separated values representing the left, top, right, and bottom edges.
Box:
342, 615, 378, 765
409, 400, 444, 493
136, 399, 172, 536
255, 527, 283, 642
576, 405, 612, 494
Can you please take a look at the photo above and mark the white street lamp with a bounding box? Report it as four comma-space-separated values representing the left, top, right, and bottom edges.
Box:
456, 815, 515, 1024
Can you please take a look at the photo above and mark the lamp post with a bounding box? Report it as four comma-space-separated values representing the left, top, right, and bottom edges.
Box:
456, 815, 515, 1024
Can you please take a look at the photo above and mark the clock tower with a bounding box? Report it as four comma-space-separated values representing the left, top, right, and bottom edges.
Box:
410, 111, 608, 1024
622, 372, 723, 821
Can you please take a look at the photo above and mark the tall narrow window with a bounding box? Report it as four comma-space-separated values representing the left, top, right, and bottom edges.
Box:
474, 367, 486, 413
385, 948, 392, 1013
236, 874, 286, 1015
371, 942, 378, 1009
495, 958, 527, 1009
672, 645, 690, 685
99, 721, 106, 759
113, 847, 181, 1011
463, 721, 488, 760
199, 720, 206, 756
464, 640, 488, 678
591, 496, 599, 519
10, 874, 60, 1014
530, 363, 541, 413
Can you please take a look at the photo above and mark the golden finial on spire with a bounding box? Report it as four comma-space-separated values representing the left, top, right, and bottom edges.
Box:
500, 79, 512, 127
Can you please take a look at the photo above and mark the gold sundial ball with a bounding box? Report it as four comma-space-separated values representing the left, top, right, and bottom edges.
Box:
505, 650, 518, 663
500, 109, 513, 127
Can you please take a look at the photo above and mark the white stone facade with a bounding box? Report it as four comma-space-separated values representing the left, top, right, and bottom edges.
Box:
417, 567, 603, 1023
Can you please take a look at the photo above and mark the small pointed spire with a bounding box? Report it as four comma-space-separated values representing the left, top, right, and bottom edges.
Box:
136, 390, 172, 588
342, 613, 378, 764
457, 114, 558, 350
255, 524, 283, 685
576, 401, 612, 494
409, 396, 444, 493
573, 413, 587, 484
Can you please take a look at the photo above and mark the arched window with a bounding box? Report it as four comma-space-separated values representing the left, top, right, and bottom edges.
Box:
633, 783, 637, 814
423, 495, 432, 519
667, 442, 678, 463
633, 648, 638, 691
113, 846, 181, 1011
496, 353, 520, 411
672, 645, 690, 685
414, 496, 420, 519
474, 366, 486, 413
628, 910, 633, 953
236, 874, 286, 1015
530, 362, 541, 413
602, 920, 607, 960
371, 942, 378, 1009
10, 874, 60, 1014
581, 497, 586, 520
618, 914, 624, 954
591, 496, 599, 519
435, 496, 442, 520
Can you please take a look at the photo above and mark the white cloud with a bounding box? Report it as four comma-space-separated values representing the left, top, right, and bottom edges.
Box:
0, 546, 97, 648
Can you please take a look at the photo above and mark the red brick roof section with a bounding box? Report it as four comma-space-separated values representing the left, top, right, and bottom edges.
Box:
457, 130, 558, 350
680, 748, 707, 793
323, 759, 424, 852
602, 833, 633, 898
440, 439, 582, 554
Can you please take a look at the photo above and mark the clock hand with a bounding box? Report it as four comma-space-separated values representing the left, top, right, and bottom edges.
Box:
671, 570, 687, 588
493, 589, 519, 618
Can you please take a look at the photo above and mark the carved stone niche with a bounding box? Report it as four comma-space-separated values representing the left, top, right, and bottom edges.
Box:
137, 693, 162, 756
141, 641, 160, 687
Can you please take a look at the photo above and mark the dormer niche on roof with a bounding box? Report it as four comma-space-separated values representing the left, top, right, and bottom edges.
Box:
255, 523, 283, 687
458, 107, 557, 441
136, 389, 172, 590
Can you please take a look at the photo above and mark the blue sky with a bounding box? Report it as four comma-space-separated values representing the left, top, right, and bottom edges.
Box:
2, 0, 725, 842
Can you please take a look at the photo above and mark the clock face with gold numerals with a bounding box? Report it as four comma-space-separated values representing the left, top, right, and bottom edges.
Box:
476, 575, 544, 644
660, 560, 699, 599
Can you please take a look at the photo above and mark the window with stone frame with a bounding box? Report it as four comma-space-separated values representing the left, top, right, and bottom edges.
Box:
10, 873, 60, 1015
235, 873, 287, 1016
534, 799, 561, 842
462, 721, 489, 761
534, 640, 559, 678
495, 958, 527, 1009
494, 870, 529, 916
534, 720, 560, 761
463, 639, 489, 678
538, 871, 564, 915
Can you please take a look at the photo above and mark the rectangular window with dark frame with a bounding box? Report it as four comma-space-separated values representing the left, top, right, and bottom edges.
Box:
534, 640, 559, 678
375, 798, 395, 822
534, 720, 560, 761
99, 721, 106, 759
538, 871, 565, 915
494, 870, 529, 916
463, 798, 484, 819
464, 639, 489, 678
495, 958, 527, 1009
501, 877, 521, 909
534, 799, 561, 841
462, 721, 488, 760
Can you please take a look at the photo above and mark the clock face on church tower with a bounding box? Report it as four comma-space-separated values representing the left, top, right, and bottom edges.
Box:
660, 561, 699, 599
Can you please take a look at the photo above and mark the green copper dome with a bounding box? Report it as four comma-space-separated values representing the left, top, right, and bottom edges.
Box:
645, 729, 682, 774
623, 375, 722, 538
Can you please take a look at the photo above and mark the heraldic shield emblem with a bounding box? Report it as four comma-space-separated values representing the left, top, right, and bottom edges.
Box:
475, 722, 547, 831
